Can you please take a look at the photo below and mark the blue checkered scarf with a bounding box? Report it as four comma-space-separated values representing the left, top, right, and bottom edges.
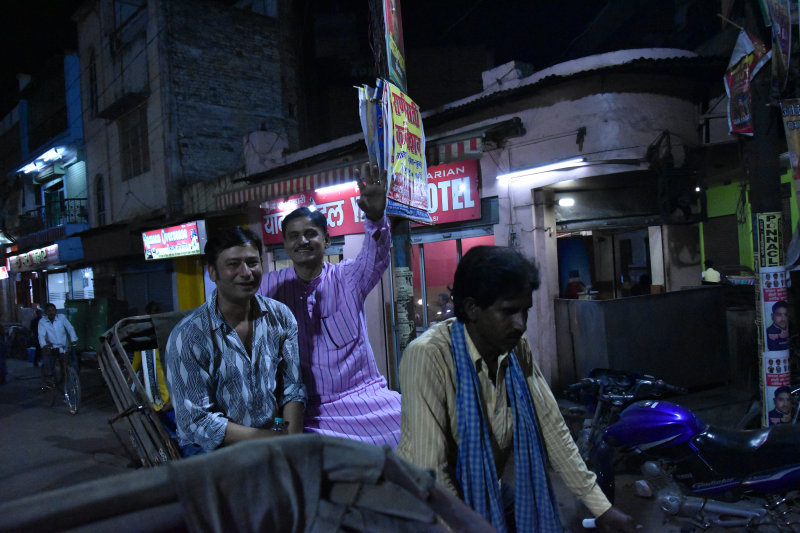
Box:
451, 320, 562, 533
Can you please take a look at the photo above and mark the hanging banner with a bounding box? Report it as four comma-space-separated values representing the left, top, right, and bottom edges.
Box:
723, 29, 770, 135
780, 99, 800, 212
383, 0, 407, 91
384, 81, 431, 224
763, 0, 791, 91
757, 212, 784, 268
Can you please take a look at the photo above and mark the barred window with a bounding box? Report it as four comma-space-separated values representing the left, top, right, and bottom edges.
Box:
118, 105, 150, 181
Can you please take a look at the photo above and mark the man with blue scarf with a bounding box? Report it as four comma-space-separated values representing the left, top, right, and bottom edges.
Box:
398, 246, 635, 532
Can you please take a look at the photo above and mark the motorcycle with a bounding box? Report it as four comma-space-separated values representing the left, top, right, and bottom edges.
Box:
567, 370, 800, 531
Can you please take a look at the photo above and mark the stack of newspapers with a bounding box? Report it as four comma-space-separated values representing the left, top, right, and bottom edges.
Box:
358, 79, 432, 225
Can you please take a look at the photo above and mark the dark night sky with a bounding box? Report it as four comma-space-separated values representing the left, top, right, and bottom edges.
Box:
0, 1, 616, 119
0, 1, 83, 117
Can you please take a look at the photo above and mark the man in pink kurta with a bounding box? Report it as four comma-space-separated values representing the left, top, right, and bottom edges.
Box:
260, 167, 401, 447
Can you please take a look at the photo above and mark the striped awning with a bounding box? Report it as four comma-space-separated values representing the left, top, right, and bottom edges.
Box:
216, 162, 368, 211
215, 136, 484, 211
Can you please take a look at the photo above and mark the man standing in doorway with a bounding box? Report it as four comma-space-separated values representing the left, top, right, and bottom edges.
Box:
38, 303, 79, 384
260, 165, 401, 448
398, 246, 635, 532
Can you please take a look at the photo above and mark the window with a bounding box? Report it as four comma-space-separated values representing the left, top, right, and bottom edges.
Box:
96, 174, 106, 225
114, 0, 145, 28
118, 105, 150, 181
409, 233, 494, 332
88, 48, 98, 117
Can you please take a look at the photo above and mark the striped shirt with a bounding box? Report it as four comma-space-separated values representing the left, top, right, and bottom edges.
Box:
261, 215, 401, 447
397, 318, 612, 517
165, 291, 306, 452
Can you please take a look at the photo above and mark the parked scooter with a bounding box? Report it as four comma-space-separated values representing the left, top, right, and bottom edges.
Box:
568, 370, 800, 531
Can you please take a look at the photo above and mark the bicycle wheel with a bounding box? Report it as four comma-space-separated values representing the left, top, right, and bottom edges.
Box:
48, 355, 64, 407
64, 365, 81, 415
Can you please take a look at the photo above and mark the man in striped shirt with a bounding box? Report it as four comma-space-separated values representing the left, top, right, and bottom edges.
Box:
166, 227, 305, 455
260, 165, 401, 448
397, 246, 635, 532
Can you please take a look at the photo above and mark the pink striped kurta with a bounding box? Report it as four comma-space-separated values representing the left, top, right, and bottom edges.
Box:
260, 216, 401, 447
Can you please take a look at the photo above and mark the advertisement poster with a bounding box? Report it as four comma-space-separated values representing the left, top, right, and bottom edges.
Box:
757, 212, 784, 268
724, 29, 770, 135
780, 99, 800, 210
764, 0, 791, 91
142, 221, 204, 261
383, 0, 407, 91
761, 266, 792, 426
384, 81, 432, 224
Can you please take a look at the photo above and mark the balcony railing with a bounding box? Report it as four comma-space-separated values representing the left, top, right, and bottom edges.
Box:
16, 198, 88, 235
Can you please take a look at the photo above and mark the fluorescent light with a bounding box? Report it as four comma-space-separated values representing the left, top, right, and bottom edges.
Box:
20, 162, 42, 174
497, 157, 586, 183
316, 180, 357, 194
40, 147, 62, 162
558, 197, 575, 207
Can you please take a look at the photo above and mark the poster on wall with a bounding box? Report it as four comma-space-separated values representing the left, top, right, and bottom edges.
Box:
780, 98, 800, 211
723, 29, 770, 135
142, 221, 207, 261
761, 266, 792, 426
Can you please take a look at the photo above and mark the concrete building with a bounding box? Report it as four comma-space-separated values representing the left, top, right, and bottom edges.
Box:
0, 52, 89, 327
73, 0, 301, 314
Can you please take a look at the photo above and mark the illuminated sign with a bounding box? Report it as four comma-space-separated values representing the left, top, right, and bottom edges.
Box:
0, 266, 8, 279
259, 160, 481, 245
142, 221, 206, 261
7, 245, 60, 272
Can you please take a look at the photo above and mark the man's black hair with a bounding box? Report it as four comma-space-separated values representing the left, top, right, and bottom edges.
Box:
204, 226, 263, 267
775, 386, 792, 397
451, 246, 540, 322
281, 207, 328, 238
773, 300, 788, 313
44, 302, 57, 311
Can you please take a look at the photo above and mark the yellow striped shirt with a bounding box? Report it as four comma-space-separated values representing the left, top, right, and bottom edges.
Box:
397, 318, 611, 517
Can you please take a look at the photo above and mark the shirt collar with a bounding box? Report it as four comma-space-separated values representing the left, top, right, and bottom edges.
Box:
208, 289, 268, 331
462, 323, 510, 373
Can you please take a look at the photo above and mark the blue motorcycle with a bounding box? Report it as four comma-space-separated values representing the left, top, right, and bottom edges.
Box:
566, 370, 800, 531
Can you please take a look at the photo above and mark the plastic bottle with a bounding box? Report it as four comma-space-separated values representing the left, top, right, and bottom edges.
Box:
271, 417, 285, 434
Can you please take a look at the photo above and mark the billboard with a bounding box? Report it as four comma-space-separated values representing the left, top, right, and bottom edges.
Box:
143, 221, 206, 261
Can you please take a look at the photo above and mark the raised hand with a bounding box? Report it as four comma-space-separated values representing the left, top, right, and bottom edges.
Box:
356, 164, 388, 221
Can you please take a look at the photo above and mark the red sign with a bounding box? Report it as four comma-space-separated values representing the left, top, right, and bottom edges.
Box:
142, 221, 204, 261
260, 160, 481, 245
424, 160, 480, 225
7, 245, 59, 272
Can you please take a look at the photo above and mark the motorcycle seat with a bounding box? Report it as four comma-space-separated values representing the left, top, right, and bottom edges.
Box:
693, 424, 800, 478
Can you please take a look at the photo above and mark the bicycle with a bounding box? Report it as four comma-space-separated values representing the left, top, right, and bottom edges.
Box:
41, 346, 81, 414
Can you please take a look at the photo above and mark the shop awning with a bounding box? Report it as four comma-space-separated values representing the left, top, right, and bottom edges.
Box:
216, 161, 368, 211
215, 136, 485, 212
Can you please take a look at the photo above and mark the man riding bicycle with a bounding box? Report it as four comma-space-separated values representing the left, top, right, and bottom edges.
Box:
38, 303, 79, 388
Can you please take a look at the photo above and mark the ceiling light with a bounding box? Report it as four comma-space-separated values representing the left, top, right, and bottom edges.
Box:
496, 157, 586, 184
558, 197, 575, 207
315, 181, 357, 194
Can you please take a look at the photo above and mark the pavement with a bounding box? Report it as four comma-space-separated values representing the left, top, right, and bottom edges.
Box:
0, 352, 758, 531
0, 355, 132, 502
